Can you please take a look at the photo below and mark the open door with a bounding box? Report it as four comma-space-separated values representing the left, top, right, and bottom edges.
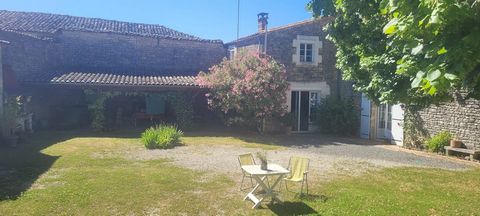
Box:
390, 104, 404, 145
360, 94, 370, 139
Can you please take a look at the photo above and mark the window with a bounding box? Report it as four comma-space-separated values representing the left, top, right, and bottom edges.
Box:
299, 43, 313, 63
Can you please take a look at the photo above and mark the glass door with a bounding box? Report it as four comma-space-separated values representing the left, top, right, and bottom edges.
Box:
291, 91, 310, 132
377, 104, 392, 140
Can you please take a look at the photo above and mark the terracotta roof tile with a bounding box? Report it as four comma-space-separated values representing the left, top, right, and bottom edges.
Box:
22, 71, 199, 87
0, 10, 222, 43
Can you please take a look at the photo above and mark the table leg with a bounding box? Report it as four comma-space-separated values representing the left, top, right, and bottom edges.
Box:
244, 175, 285, 208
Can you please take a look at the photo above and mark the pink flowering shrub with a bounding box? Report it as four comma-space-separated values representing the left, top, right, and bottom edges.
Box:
197, 51, 289, 132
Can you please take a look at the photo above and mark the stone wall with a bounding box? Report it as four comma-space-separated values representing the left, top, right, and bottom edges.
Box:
58, 31, 225, 75
0, 31, 60, 81
228, 18, 346, 98
0, 30, 225, 81
416, 96, 480, 149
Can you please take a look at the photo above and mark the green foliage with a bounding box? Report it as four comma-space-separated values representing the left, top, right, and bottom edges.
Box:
2, 96, 22, 137
402, 106, 429, 149
315, 97, 359, 135
141, 125, 183, 149
197, 52, 289, 132
307, 0, 480, 106
167, 92, 195, 130
307, 0, 335, 17
425, 131, 452, 152
84, 90, 122, 131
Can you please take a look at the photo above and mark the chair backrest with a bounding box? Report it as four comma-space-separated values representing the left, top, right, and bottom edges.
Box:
238, 153, 256, 166
288, 157, 309, 180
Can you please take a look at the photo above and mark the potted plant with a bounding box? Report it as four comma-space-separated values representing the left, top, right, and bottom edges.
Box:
256, 151, 268, 170
450, 135, 462, 148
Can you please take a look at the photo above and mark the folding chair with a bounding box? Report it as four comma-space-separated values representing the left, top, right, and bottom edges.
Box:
238, 153, 256, 190
284, 156, 310, 194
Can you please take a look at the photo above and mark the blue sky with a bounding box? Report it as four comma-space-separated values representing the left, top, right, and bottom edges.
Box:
0, 0, 313, 42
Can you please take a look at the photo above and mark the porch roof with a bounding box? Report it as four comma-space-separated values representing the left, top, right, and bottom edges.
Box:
22, 71, 200, 88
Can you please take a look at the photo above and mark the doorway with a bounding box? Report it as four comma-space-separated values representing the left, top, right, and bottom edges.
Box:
376, 104, 392, 140
291, 91, 320, 132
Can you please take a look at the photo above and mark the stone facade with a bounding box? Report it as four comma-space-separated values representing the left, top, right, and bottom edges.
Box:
227, 17, 348, 99
0, 13, 226, 129
0, 30, 225, 82
416, 96, 480, 150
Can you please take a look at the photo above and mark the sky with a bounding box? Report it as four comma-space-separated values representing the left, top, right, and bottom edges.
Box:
0, 0, 313, 42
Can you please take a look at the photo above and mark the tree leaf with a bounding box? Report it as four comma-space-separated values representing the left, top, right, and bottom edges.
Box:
383, 18, 398, 35
416, 70, 425, 79
437, 47, 447, 55
411, 77, 422, 88
444, 73, 458, 80
428, 86, 437, 95
411, 44, 423, 55
426, 69, 442, 81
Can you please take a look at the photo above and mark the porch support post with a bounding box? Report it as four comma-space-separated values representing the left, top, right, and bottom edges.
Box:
0, 43, 4, 137
0, 40, 9, 137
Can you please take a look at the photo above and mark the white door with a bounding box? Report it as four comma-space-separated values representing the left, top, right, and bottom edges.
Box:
360, 94, 370, 139
377, 104, 392, 140
390, 104, 404, 146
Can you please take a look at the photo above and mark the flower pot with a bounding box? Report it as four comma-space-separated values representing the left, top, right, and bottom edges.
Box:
450, 140, 462, 148
260, 161, 268, 170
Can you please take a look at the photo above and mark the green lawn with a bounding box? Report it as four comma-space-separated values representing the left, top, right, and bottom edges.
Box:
0, 130, 479, 215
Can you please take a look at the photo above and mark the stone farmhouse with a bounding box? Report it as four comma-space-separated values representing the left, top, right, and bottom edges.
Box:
1, 10, 478, 151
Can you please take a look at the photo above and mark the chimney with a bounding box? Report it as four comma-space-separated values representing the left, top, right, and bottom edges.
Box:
257, 12, 269, 32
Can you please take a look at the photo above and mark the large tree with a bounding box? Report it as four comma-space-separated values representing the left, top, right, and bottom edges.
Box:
308, 0, 480, 105
196, 51, 289, 132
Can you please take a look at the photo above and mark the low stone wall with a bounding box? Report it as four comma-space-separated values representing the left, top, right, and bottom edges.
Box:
416, 96, 480, 149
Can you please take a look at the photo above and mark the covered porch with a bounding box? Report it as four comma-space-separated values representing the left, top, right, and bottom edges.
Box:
19, 71, 209, 131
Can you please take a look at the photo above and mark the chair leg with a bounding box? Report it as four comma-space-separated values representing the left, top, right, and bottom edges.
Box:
300, 180, 304, 195
250, 176, 254, 188
285, 180, 289, 192
306, 177, 309, 195
240, 175, 245, 190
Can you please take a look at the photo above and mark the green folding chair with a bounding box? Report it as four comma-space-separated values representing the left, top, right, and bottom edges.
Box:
284, 156, 310, 194
238, 153, 256, 190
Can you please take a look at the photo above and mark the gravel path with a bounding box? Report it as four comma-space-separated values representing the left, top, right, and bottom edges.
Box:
123, 135, 473, 182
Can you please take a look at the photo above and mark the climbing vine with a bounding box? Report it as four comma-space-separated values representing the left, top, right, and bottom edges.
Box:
167, 92, 195, 130
84, 90, 195, 131
84, 90, 122, 131
402, 105, 430, 149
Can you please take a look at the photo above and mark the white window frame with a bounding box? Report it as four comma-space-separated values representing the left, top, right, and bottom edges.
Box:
292, 35, 323, 66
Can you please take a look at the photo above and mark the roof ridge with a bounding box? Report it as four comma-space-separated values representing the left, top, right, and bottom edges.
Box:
0, 9, 223, 43
227, 16, 333, 44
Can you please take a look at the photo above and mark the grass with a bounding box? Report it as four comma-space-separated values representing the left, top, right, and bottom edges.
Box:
0, 130, 479, 215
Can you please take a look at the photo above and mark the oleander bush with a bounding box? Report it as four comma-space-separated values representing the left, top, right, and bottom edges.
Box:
141, 125, 183, 149
425, 131, 452, 152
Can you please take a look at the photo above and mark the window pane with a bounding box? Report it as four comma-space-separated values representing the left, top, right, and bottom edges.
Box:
306, 44, 313, 62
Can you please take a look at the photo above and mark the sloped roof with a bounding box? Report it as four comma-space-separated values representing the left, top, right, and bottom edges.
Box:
227, 17, 333, 45
0, 10, 221, 43
21, 71, 199, 88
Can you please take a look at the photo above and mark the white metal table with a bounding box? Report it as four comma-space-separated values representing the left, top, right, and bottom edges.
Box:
241, 164, 290, 209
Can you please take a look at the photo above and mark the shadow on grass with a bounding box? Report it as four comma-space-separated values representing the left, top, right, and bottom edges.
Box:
266, 201, 319, 216
0, 132, 69, 201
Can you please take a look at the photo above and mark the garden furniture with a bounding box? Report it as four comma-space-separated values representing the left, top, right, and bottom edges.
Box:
238, 153, 256, 190
283, 156, 310, 194
242, 163, 289, 209
444, 146, 479, 161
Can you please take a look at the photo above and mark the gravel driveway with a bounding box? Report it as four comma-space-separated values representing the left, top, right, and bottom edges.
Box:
124, 134, 473, 182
